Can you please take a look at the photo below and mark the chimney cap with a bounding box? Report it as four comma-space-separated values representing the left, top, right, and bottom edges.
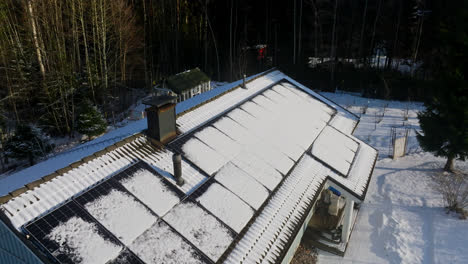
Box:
143, 95, 177, 108
172, 153, 182, 162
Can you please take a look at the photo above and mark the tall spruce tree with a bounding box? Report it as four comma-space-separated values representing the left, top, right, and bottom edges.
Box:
417, 1, 468, 172
77, 100, 107, 139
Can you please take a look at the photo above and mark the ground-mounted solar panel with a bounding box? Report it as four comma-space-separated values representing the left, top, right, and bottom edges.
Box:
24, 201, 124, 264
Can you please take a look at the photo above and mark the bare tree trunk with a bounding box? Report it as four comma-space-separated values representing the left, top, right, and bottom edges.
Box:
389, 0, 403, 70
79, 0, 96, 103
311, 0, 319, 58
412, 13, 425, 76
100, 0, 108, 91
444, 154, 455, 172
26, 0, 45, 80
369, 0, 382, 64
330, 0, 338, 90
204, 0, 208, 71
142, 0, 150, 90
293, 0, 296, 65
358, 0, 368, 61
1, 51, 19, 122
298, 0, 303, 62
204, 4, 220, 80
229, 0, 233, 81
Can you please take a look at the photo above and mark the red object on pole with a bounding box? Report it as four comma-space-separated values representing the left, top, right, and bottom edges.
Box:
258, 47, 266, 60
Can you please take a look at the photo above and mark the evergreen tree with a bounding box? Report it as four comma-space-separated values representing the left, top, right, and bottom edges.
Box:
417, 75, 468, 171
76, 100, 107, 138
417, 1, 468, 172
4, 125, 51, 166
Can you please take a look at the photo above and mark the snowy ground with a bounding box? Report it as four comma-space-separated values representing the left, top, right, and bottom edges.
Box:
317, 92, 468, 264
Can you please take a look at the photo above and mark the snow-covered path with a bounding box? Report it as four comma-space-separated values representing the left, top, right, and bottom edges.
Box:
317, 93, 468, 264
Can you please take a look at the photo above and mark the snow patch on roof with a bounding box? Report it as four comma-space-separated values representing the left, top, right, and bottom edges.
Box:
182, 138, 226, 175
83, 189, 157, 245
163, 202, 234, 262
46, 216, 122, 264
119, 167, 181, 216
196, 182, 254, 233
214, 162, 269, 209
129, 221, 204, 264
311, 126, 359, 176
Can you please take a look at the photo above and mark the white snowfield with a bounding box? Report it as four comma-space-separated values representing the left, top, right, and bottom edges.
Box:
317, 92, 468, 264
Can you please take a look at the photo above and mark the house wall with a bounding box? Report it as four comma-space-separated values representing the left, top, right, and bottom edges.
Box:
176, 81, 211, 103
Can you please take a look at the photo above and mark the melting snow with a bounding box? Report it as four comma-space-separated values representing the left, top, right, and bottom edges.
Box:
215, 162, 269, 209
46, 216, 122, 264
311, 126, 359, 176
163, 202, 234, 262
182, 138, 226, 175
119, 168, 181, 216
196, 182, 254, 233
83, 189, 157, 244
130, 221, 204, 264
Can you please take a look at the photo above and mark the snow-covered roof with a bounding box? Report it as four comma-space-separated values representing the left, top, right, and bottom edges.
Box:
166, 68, 210, 93
0, 70, 377, 264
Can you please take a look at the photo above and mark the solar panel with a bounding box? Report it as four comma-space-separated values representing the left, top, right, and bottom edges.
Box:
74, 177, 144, 211
25, 201, 124, 264
113, 161, 185, 198
24, 161, 216, 264
113, 161, 185, 216
129, 220, 212, 264
75, 178, 158, 246
163, 201, 236, 262
107, 249, 145, 264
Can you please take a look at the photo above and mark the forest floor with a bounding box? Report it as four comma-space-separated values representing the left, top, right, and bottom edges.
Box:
316, 92, 468, 264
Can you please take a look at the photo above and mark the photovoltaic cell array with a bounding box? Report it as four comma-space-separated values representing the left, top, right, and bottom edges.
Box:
23, 161, 231, 264
25, 201, 124, 264
107, 249, 145, 264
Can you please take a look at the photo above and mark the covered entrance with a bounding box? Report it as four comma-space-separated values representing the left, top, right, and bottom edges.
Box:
300, 180, 360, 256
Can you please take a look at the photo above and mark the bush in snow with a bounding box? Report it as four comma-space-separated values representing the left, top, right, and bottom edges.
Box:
4, 124, 52, 166
77, 100, 107, 139
432, 171, 468, 218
